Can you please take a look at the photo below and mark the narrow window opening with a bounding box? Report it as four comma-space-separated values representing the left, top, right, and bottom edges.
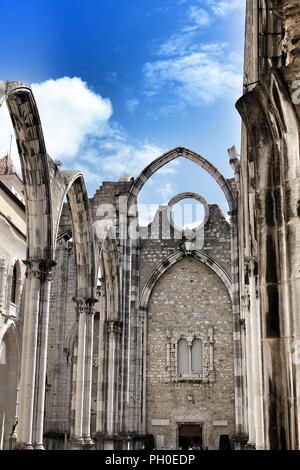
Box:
191, 339, 203, 374
11, 263, 17, 304
177, 339, 189, 374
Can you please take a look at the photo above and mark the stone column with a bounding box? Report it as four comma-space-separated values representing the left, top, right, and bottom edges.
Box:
229, 209, 244, 434
252, 275, 264, 449
0, 259, 6, 314
105, 320, 122, 442
96, 285, 106, 439
32, 260, 55, 449
82, 300, 96, 446
244, 286, 255, 444
17, 259, 53, 449
70, 299, 87, 448
136, 308, 146, 435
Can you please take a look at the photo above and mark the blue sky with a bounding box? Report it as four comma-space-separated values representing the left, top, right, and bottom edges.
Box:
0, 0, 245, 224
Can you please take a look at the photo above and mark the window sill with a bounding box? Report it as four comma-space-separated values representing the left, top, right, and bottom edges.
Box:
172, 373, 215, 384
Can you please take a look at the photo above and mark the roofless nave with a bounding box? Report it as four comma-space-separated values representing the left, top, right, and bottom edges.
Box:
0, 0, 300, 450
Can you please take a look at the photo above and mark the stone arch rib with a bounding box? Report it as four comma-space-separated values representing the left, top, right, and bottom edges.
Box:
128, 147, 236, 212
5, 84, 53, 260
236, 68, 300, 449
61, 172, 97, 301
140, 250, 232, 310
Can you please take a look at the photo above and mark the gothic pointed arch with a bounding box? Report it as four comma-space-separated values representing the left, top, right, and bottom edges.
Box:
236, 67, 300, 449
128, 147, 236, 213
5, 83, 53, 260
123, 146, 243, 437
3, 83, 97, 299
1, 82, 97, 448
57, 171, 97, 301
140, 250, 232, 311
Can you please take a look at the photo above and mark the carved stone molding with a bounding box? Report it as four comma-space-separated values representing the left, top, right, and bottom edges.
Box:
73, 297, 98, 316
0, 81, 27, 106
106, 320, 122, 336
23, 258, 56, 281
166, 327, 215, 383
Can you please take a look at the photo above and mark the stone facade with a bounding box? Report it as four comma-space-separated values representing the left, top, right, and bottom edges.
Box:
236, 0, 300, 450
89, 149, 239, 451
0, 156, 26, 450
146, 257, 234, 450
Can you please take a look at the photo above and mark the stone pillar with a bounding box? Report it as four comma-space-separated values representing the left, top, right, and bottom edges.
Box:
244, 283, 255, 445
17, 259, 54, 449
105, 320, 122, 438
96, 285, 106, 438
70, 299, 87, 448
0, 259, 6, 314
82, 301, 96, 446
229, 209, 244, 434
69, 298, 97, 449
136, 308, 146, 435
32, 261, 55, 449
251, 273, 264, 449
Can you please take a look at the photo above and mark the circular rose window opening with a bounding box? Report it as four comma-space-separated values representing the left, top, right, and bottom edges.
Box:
169, 194, 209, 231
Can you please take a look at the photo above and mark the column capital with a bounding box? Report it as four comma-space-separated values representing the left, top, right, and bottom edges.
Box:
106, 319, 122, 335
73, 297, 98, 315
139, 308, 147, 320
228, 209, 238, 218
23, 258, 56, 281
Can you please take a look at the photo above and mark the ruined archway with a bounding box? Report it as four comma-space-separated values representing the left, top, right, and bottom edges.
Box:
140, 250, 232, 309
1, 82, 97, 449
127, 147, 236, 213
120, 147, 243, 442
237, 68, 300, 449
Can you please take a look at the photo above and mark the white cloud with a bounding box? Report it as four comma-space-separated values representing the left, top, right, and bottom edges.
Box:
100, 140, 164, 177
79, 121, 175, 183
74, 164, 103, 186
144, 0, 243, 111
157, 32, 197, 57
156, 182, 174, 199
125, 98, 140, 113
32, 77, 112, 160
183, 6, 211, 32
207, 0, 244, 16
0, 103, 20, 173
104, 71, 118, 83
138, 204, 159, 227
158, 162, 179, 175
143, 49, 242, 105
0, 77, 112, 172
87, 130, 180, 179
0, 77, 170, 192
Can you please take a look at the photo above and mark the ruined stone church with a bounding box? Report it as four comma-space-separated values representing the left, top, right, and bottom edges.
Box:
0, 0, 300, 450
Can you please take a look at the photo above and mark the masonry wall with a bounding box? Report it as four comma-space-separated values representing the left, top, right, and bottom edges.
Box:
237, 0, 300, 450
139, 204, 231, 293
138, 200, 234, 450
44, 218, 77, 449
146, 257, 234, 450
0, 180, 26, 449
